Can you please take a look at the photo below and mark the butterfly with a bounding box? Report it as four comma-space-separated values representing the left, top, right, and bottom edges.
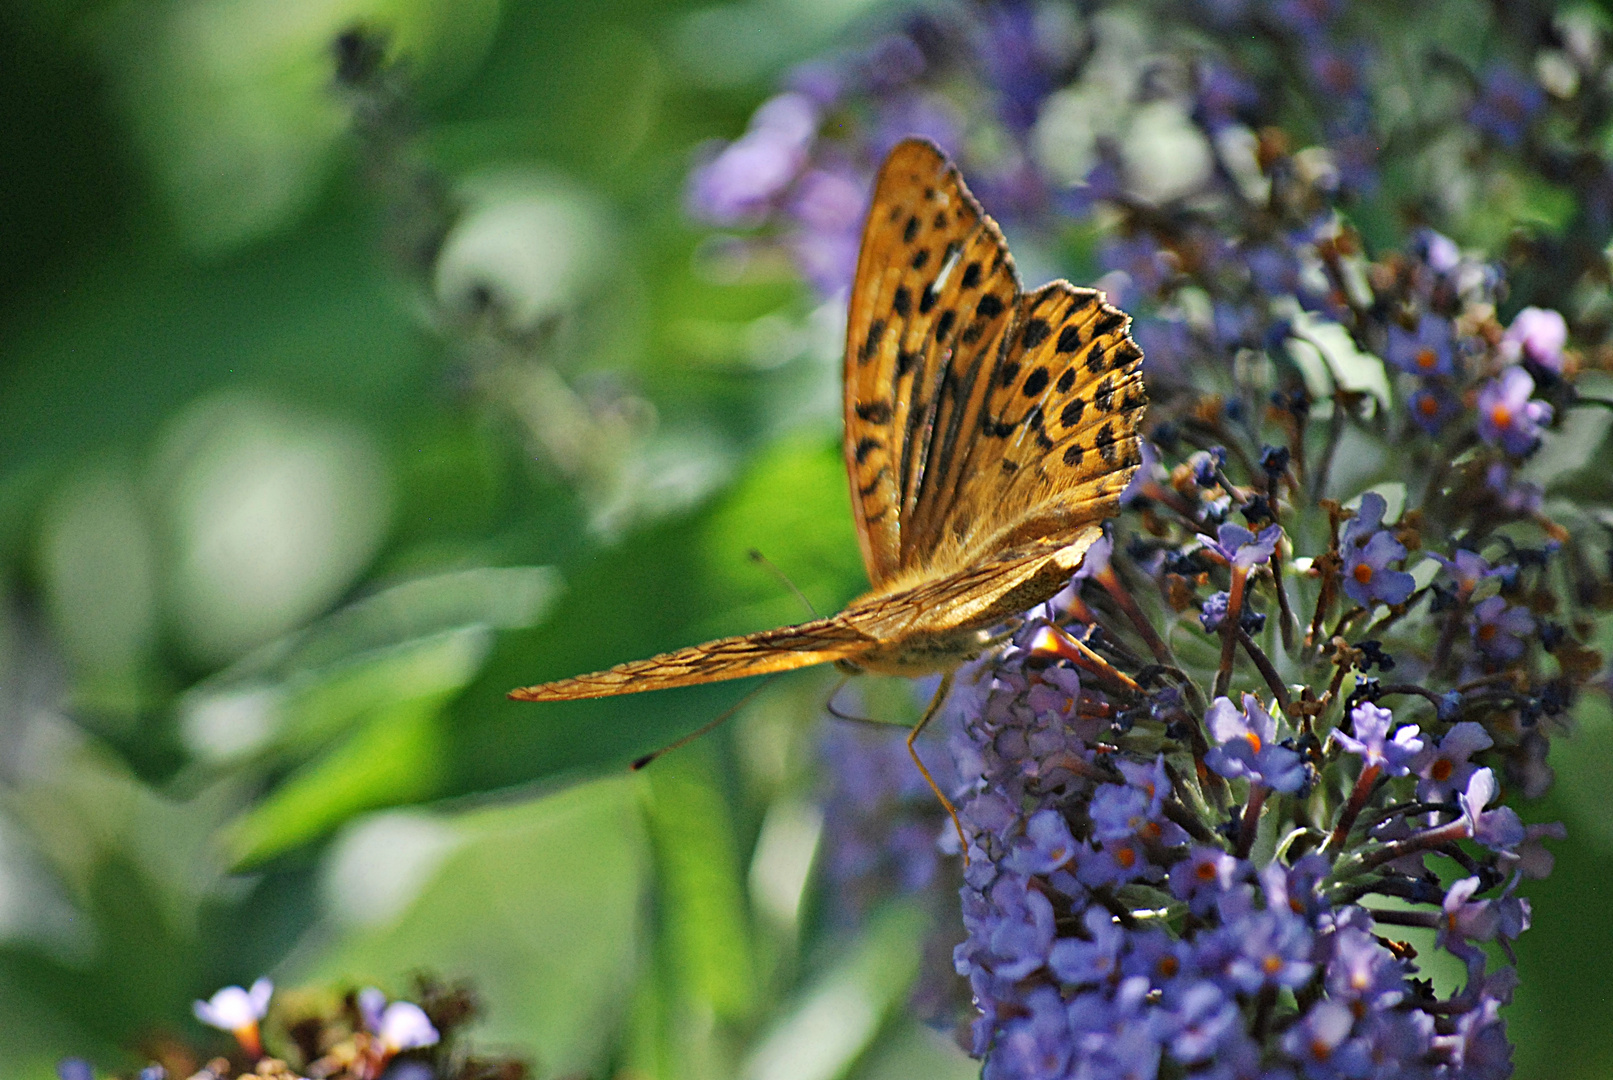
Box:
511, 138, 1147, 829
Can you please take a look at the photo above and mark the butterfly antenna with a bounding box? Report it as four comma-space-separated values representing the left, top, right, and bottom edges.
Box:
748, 549, 818, 617
630, 675, 780, 771
908, 670, 969, 864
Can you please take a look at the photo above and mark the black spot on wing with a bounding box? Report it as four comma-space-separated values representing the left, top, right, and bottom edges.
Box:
1095, 421, 1119, 462
893, 287, 912, 317
961, 262, 982, 290
911, 249, 930, 270
860, 318, 886, 365
1093, 308, 1127, 338
1022, 318, 1051, 349
1057, 324, 1084, 353
1056, 368, 1075, 393
855, 436, 882, 463
1094, 379, 1116, 414
981, 414, 1016, 438
903, 216, 920, 244
856, 399, 894, 424
1022, 368, 1049, 397
977, 294, 1005, 319
936, 309, 956, 341
1060, 399, 1085, 427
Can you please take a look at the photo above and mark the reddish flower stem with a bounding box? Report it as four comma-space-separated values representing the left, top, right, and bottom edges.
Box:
1213, 565, 1248, 699
1325, 762, 1381, 854
1235, 783, 1269, 858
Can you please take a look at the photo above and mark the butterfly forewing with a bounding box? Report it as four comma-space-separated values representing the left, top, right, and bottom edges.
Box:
844, 140, 1020, 588
508, 617, 872, 701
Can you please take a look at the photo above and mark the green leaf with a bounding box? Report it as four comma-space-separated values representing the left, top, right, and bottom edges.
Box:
225, 691, 447, 866
740, 902, 931, 1080
644, 756, 757, 1021
298, 776, 649, 1079
846, 1020, 980, 1080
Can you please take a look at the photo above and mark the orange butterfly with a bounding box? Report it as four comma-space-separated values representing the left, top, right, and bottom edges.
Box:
511, 139, 1147, 824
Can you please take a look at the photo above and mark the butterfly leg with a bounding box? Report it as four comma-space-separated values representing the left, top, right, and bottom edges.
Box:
907, 670, 969, 862
824, 676, 883, 726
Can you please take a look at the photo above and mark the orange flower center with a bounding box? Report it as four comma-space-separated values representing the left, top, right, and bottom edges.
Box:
1196, 861, 1219, 882
1418, 395, 1441, 417
1353, 563, 1375, 585
1477, 623, 1498, 642
1431, 759, 1454, 782
1490, 404, 1514, 429
1116, 845, 1138, 869
1415, 347, 1438, 369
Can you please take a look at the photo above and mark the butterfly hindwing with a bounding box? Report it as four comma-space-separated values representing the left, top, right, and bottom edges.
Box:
844, 139, 1020, 588
939, 282, 1146, 565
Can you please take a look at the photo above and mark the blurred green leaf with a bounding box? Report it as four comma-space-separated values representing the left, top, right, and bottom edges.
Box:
182, 565, 558, 765
225, 690, 447, 866
86, 0, 501, 253
645, 755, 757, 1022
184, 625, 487, 765
36, 458, 158, 713
1522, 372, 1613, 489
846, 1020, 979, 1080
740, 901, 929, 1080
151, 393, 395, 666
228, 565, 561, 680
300, 775, 649, 1079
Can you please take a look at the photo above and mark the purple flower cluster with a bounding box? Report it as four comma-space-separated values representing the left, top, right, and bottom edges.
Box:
679, 1, 1613, 1075
944, 633, 1536, 1080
